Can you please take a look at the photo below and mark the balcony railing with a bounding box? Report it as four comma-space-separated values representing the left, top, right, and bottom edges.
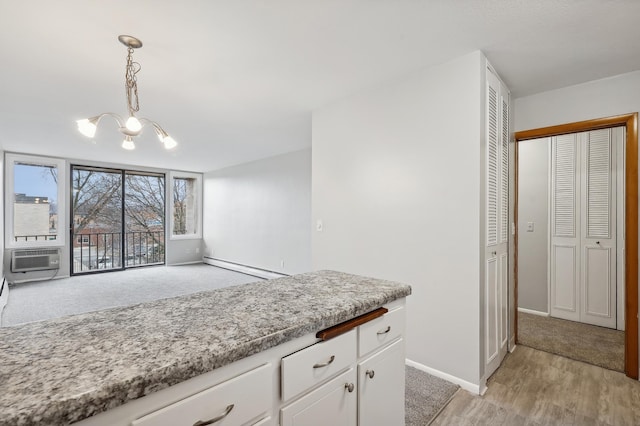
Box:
72, 231, 165, 272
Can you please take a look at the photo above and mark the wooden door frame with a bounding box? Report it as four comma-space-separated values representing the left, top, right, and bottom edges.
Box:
514, 112, 638, 379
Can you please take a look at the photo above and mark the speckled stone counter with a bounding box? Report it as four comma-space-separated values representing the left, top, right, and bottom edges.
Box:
0, 270, 411, 426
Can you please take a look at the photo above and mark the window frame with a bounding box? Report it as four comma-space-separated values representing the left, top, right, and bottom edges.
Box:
5, 153, 67, 248
168, 171, 202, 240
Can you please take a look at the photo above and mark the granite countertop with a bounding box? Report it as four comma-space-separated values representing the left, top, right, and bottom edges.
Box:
0, 270, 411, 426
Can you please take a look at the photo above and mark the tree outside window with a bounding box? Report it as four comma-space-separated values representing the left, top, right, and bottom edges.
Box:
173, 177, 196, 235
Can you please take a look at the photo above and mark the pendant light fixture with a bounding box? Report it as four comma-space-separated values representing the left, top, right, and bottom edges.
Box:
76, 35, 177, 150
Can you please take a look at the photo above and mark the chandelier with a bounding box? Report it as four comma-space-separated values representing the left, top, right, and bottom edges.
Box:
76, 35, 177, 150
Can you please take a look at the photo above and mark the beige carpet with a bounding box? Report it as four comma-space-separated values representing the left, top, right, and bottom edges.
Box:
517, 312, 624, 372
405, 366, 459, 425
1, 264, 260, 326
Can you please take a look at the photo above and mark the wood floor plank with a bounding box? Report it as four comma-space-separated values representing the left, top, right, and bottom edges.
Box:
432, 346, 640, 425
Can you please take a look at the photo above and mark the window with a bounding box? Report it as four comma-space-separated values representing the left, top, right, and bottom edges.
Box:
170, 171, 202, 239
70, 166, 166, 274
5, 154, 66, 247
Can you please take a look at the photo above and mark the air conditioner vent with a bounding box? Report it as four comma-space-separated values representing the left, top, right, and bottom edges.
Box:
12, 249, 60, 272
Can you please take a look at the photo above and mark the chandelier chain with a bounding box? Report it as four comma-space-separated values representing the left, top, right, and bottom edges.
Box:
125, 47, 141, 116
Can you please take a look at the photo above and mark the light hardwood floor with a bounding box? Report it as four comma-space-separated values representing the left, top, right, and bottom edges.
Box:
431, 346, 640, 425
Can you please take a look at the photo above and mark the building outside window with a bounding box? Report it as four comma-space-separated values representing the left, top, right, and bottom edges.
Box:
5, 154, 66, 247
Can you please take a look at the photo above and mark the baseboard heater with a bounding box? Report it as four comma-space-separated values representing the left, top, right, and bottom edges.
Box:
11, 249, 60, 272
203, 257, 289, 280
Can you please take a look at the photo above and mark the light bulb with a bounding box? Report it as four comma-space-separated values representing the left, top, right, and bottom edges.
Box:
125, 116, 142, 132
162, 135, 177, 150
122, 137, 135, 150
77, 119, 97, 138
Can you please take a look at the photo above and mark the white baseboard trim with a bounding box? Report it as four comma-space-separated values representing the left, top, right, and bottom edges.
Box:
203, 257, 289, 280
517, 307, 549, 317
167, 260, 204, 266
9, 274, 70, 284
405, 358, 482, 395
509, 339, 517, 353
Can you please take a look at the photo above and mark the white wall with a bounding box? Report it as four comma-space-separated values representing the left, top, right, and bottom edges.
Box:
517, 138, 549, 313
312, 51, 484, 388
514, 69, 640, 375
0, 150, 6, 318
202, 148, 311, 275
514, 70, 640, 131
166, 239, 203, 266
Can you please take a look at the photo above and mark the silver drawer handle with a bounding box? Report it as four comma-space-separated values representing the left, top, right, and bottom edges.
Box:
193, 404, 234, 426
345, 382, 355, 392
377, 326, 391, 335
313, 355, 335, 368
366, 369, 375, 379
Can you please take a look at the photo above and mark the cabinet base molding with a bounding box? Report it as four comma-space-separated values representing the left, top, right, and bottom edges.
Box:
405, 359, 481, 395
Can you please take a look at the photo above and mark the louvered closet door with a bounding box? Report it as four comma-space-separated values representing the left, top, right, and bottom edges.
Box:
550, 129, 617, 328
550, 133, 581, 322
580, 129, 616, 328
484, 68, 508, 379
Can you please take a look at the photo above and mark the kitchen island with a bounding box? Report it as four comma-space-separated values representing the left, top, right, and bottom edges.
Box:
0, 270, 411, 426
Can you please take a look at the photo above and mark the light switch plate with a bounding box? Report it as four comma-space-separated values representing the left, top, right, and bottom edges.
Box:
527, 222, 534, 232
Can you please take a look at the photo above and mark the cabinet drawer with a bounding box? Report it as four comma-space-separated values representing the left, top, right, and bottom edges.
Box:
132, 363, 271, 426
281, 329, 356, 401
358, 306, 404, 357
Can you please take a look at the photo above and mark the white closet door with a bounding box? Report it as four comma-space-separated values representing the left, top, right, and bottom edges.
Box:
580, 129, 616, 328
550, 129, 617, 328
550, 133, 580, 322
499, 93, 509, 351
484, 68, 508, 379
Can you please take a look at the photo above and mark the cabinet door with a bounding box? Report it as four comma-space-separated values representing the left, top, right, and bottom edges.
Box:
281, 368, 357, 426
358, 339, 404, 426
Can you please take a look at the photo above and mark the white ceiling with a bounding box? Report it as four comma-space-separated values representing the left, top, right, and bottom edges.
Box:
2, 0, 640, 172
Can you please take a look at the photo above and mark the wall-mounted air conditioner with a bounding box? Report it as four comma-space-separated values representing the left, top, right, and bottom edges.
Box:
11, 249, 60, 272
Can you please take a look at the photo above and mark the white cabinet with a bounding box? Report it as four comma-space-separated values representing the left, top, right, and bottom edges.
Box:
280, 300, 406, 426
281, 368, 357, 426
358, 339, 405, 426
73, 299, 406, 426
